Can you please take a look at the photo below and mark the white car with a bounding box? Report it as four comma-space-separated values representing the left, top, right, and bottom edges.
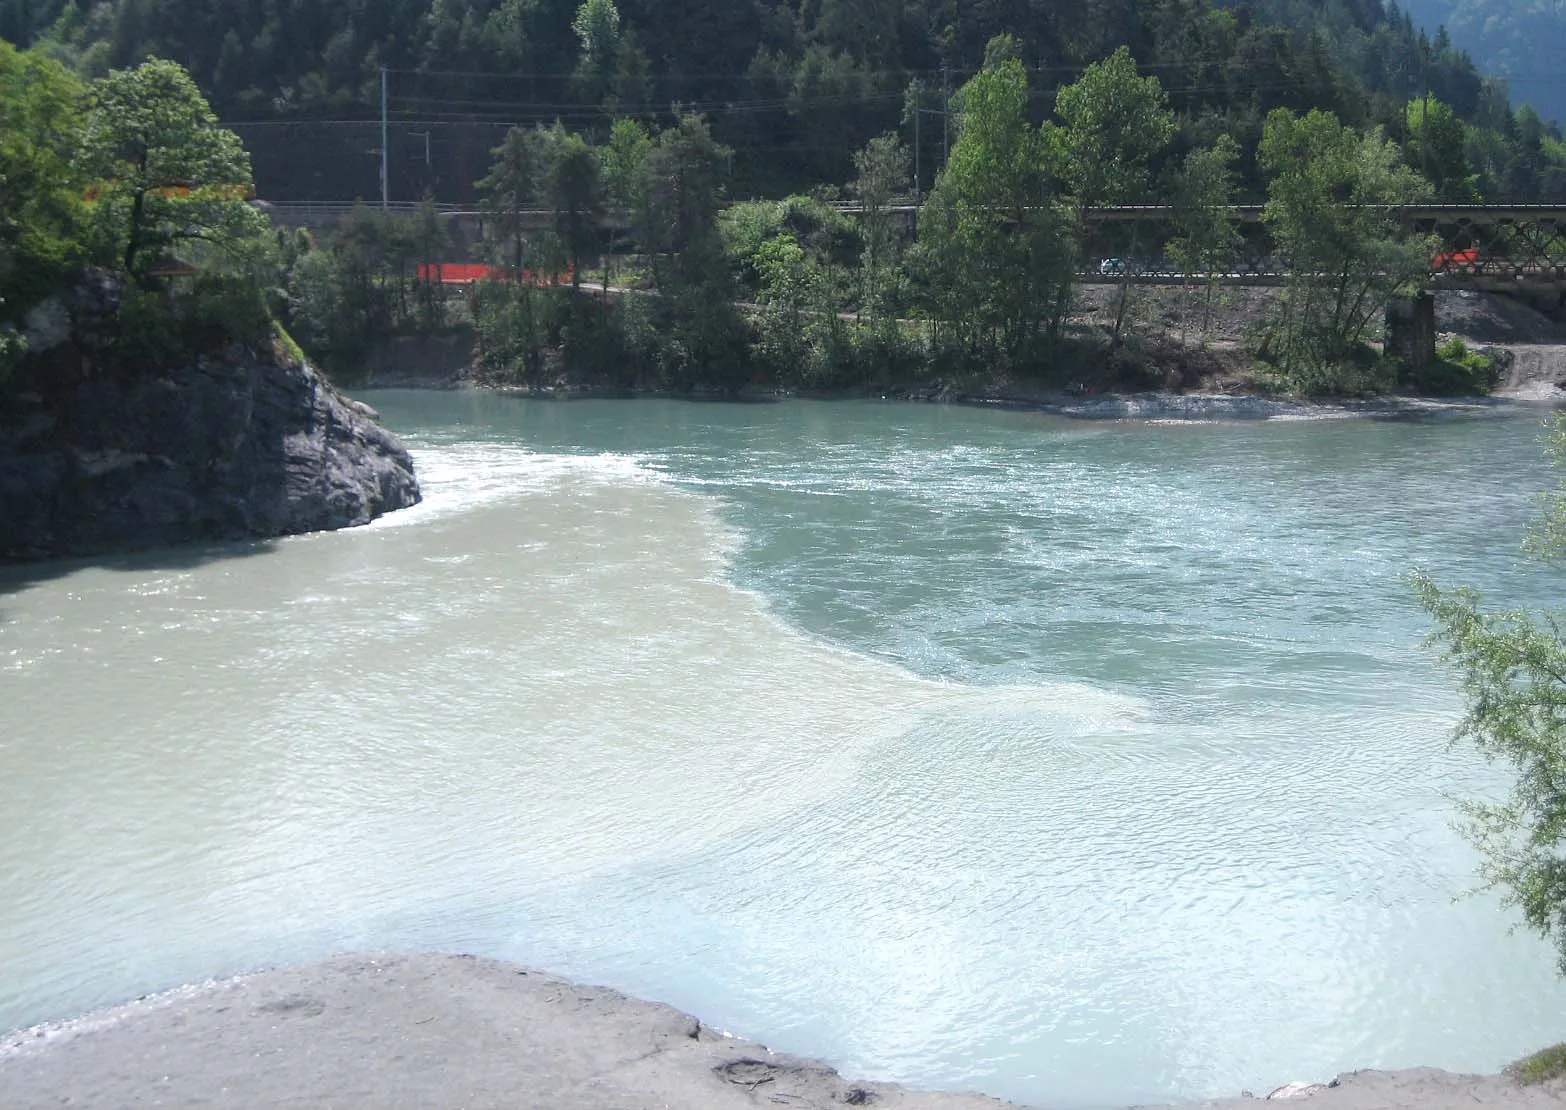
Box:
1099, 257, 1127, 276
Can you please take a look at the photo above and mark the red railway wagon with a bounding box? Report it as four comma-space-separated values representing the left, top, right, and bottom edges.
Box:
417, 263, 575, 285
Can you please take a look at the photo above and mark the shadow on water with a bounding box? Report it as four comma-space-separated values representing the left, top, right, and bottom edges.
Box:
0, 538, 280, 624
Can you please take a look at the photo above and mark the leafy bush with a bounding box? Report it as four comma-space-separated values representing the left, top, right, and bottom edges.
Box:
1258, 335, 1399, 396
720, 201, 786, 291
472, 281, 565, 383
112, 287, 184, 370
178, 273, 272, 346
1408, 336, 1500, 395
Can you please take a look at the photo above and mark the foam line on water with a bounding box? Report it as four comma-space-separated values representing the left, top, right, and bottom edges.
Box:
369, 440, 1155, 731
369, 444, 661, 527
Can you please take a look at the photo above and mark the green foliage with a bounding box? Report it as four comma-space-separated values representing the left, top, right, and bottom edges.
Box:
1415, 415, 1566, 978
281, 203, 445, 358
1525, 418, 1566, 562
0, 47, 289, 383
411, 198, 452, 331
1168, 135, 1242, 279
720, 193, 857, 300
1406, 96, 1478, 201
1052, 46, 1177, 209
1509, 1043, 1566, 1086
601, 118, 651, 213
97, 274, 265, 372
177, 272, 273, 346
571, 0, 619, 103
1167, 135, 1242, 347
1259, 108, 1434, 393
720, 200, 787, 289
477, 125, 542, 276
1414, 569, 1566, 975
1410, 335, 1499, 395
7, 0, 1562, 204
640, 114, 732, 295
1051, 46, 1175, 347
0, 40, 84, 315
852, 133, 912, 323
914, 50, 1075, 363
112, 285, 183, 369
536, 123, 602, 287
79, 59, 266, 281
572, 0, 619, 69
472, 281, 565, 383
1395, 0, 1566, 125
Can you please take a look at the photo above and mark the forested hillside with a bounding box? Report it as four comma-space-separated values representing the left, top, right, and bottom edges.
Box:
1394, 0, 1566, 125
0, 9, 1542, 406
2, 0, 1563, 201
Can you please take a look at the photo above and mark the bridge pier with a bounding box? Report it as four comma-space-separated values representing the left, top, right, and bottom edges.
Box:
1385, 291, 1435, 372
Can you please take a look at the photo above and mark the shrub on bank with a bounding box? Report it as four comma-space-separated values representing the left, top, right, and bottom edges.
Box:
1406, 336, 1500, 395
1508, 1043, 1566, 1086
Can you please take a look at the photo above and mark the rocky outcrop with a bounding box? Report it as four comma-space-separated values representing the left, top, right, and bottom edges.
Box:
0, 279, 420, 561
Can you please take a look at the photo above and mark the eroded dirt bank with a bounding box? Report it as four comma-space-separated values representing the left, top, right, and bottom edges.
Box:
3, 953, 1564, 1110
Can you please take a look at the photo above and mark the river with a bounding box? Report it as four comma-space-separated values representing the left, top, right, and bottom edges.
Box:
3, 395, 1564, 1108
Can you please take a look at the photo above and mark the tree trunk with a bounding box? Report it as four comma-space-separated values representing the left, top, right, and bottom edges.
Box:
1110, 224, 1141, 349
124, 189, 146, 279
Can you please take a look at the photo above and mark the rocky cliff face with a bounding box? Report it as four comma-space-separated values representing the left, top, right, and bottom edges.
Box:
0, 279, 421, 561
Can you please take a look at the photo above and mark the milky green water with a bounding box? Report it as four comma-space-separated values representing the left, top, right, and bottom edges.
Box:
3, 395, 1564, 1108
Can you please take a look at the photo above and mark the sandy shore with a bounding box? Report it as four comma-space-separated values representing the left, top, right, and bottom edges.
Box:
3, 953, 1565, 1109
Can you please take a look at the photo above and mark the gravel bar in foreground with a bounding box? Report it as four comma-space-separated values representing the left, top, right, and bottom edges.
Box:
3, 953, 1565, 1110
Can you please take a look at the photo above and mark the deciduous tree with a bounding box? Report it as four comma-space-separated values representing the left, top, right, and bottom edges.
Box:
1406, 96, 1477, 201
1259, 107, 1433, 392
1415, 414, 1566, 976
1167, 134, 1242, 346
851, 133, 910, 324
1051, 46, 1176, 345
914, 50, 1073, 361
80, 59, 264, 282
0, 41, 83, 314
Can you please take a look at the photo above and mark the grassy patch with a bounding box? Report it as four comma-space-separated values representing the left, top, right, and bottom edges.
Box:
272, 321, 308, 368
1508, 1043, 1566, 1085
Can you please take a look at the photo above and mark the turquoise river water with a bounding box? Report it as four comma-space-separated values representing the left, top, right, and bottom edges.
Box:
3, 394, 1565, 1107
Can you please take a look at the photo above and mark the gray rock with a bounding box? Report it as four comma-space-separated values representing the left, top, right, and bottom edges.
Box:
0, 332, 420, 561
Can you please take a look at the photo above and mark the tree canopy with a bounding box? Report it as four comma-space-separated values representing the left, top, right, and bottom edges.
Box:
0, 39, 82, 310
4, 0, 1562, 203
80, 58, 265, 279
1259, 107, 1434, 390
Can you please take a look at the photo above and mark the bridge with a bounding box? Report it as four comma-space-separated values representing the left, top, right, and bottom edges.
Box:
255, 200, 1566, 294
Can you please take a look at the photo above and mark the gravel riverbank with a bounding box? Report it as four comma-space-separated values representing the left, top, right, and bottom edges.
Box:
3, 953, 1564, 1110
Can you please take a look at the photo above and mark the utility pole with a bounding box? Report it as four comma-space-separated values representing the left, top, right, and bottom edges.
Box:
380, 66, 389, 211
411, 129, 433, 198
914, 97, 921, 201
941, 63, 950, 172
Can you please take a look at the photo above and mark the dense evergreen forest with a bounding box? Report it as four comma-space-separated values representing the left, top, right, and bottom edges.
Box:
1395, 0, 1566, 125
2, 0, 1561, 403
2, 0, 1564, 200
